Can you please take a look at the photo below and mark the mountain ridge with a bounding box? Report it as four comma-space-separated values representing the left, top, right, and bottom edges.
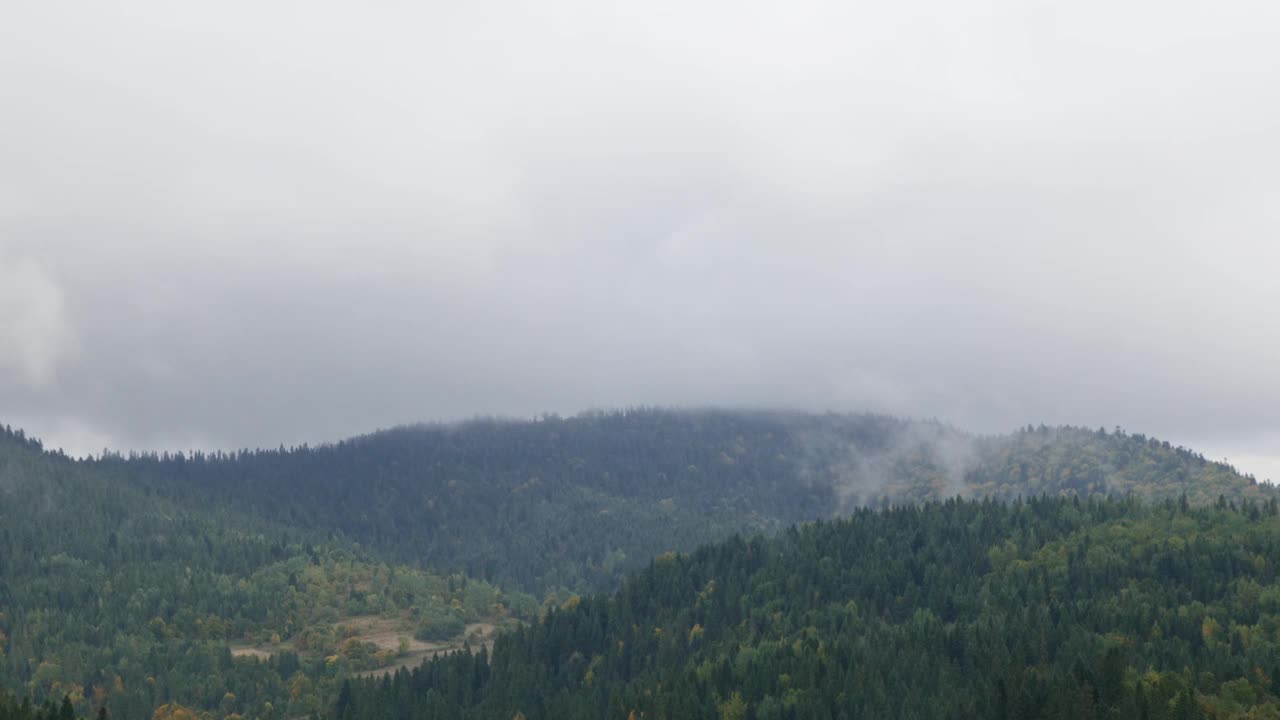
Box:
78, 409, 1274, 591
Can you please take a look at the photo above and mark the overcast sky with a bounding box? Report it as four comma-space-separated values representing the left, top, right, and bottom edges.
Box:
2, 1, 1278, 479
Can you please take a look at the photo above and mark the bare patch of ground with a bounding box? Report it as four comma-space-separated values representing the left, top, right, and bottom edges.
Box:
351, 622, 499, 679
336, 615, 421, 652
230, 643, 282, 659
228, 614, 502, 679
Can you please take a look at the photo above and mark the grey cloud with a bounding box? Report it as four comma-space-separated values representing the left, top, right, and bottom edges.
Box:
0, 246, 76, 391
1, 1, 1278, 478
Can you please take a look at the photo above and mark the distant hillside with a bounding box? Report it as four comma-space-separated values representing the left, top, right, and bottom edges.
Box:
970, 425, 1268, 504
85, 409, 1272, 593
343, 495, 1280, 720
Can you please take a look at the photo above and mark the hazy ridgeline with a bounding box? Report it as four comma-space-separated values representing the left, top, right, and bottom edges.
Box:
88, 409, 1272, 592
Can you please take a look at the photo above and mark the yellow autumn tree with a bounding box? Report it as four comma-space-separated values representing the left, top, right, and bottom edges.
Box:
719, 692, 747, 720
1202, 617, 1221, 643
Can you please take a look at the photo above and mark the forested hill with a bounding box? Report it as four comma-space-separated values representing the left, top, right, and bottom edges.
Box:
342, 495, 1280, 720
0, 412, 1272, 719
0, 426, 534, 720
85, 410, 1271, 592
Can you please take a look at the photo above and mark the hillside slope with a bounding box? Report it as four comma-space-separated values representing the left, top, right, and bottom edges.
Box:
343, 495, 1280, 720
88, 410, 1273, 592
0, 427, 531, 720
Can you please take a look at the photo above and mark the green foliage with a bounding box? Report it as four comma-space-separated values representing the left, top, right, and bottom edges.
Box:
1, 411, 1275, 720
88, 411, 1274, 594
0, 426, 526, 720
345, 496, 1280, 720
0, 692, 86, 720
971, 425, 1272, 506
412, 616, 465, 643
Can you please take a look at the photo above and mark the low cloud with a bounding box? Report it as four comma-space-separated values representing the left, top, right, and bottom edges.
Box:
0, 1, 1278, 475
0, 248, 76, 391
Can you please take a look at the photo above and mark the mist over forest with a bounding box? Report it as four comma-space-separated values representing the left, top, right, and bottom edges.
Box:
4, 0, 1280, 718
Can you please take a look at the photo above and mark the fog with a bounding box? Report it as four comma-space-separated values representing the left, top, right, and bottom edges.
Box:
2, 1, 1278, 479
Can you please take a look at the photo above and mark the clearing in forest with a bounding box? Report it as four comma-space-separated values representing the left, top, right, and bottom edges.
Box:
229, 612, 502, 678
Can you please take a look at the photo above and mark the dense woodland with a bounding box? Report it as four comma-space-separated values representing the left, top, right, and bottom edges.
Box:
344, 496, 1280, 719
0, 410, 1274, 718
90, 410, 1272, 592
0, 692, 93, 720
0, 427, 531, 720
